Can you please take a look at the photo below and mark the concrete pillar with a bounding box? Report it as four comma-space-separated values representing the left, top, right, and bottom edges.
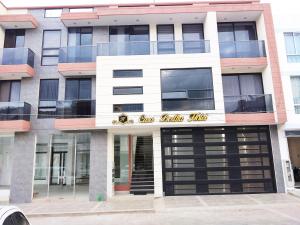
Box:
153, 129, 163, 197
89, 130, 108, 201
269, 125, 286, 193
10, 133, 36, 203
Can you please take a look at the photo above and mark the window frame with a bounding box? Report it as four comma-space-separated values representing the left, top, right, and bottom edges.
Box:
38, 79, 59, 119
284, 32, 300, 62
217, 22, 258, 42
113, 103, 144, 113
41, 30, 62, 66
113, 70, 143, 78
291, 75, 300, 114
67, 27, 93, 46
65, 78, 92, 100
113, 86, 143, 95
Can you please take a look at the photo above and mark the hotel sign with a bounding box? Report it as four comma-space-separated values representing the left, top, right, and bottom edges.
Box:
112, 113, 208, 125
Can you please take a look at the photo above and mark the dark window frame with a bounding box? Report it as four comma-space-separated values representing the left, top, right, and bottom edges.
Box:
113, 103, 144, 113
0, 80, 21, 102
182, 23, 204, 40
113, 70, 143, 78
41, 30, 62, 66
157, 24, 175, 54
65, 78, 92, 100
160, 67, 215, 111
113, 86, 143, 95
217, 22, 258, 42
67, 27, 93, 46
38, 79, 59, 119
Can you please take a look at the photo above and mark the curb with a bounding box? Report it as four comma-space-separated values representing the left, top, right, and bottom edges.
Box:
26, 208, 155, 218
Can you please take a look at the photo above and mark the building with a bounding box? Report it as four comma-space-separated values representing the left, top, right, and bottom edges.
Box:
0, 0, 288, 203
269, 0, 300, 190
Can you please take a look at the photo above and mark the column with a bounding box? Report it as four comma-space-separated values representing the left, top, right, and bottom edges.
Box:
89, 130, 108, 201
10, 133, 36, 203
153, 129, 163, 197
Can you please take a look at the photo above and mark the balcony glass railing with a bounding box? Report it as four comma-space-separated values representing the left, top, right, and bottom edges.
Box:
0, 48, 35, 67
56, 100, 95, 119
97, 40, 210, 56
0, 102, 31, 121
224, 94, 273, 113
59, 46, 97, 63
219, 40, 266, 58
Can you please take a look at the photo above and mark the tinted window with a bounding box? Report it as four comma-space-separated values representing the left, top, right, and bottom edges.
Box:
65, 78, 91, 100
68, 27, 93, 46
4, 29, 25, 48
113, 87, 143, 95
0, 80, 21, 102
218, 22, 257, 42
38, 79, 59, 118
157, 25, 175, 54
113, 104, 143, 112
113, 70, 143, 78
42, 30, 61, 66
161, 68, 214, 111
109, 25, 149, 42
182, 24, 204, 41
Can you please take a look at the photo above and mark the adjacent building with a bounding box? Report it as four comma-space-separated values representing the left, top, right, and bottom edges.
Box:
0, 0, 289, 203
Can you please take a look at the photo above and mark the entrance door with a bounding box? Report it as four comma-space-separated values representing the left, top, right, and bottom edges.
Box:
50, 152, 66, 185
288, 137, 300, 188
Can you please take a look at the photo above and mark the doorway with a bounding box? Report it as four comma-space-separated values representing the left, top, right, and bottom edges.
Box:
288, 137, 300, 188
50, 152, 67, 185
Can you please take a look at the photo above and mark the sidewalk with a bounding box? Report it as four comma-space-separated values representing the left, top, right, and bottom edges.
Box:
17, 193, 300, 218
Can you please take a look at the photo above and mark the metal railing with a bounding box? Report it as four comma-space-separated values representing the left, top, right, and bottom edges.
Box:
56, 100, 95, 119
0, 47, 35, 67
219, 40, 266, 58
224, 94, 273, 113
0, 102, 31, 121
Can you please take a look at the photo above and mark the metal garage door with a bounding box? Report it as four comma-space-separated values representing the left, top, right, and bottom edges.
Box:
161, 126, 276, 196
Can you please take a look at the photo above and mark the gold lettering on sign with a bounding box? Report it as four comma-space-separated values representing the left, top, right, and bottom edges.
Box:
139, 115, 155, 123
160, 114, 184, 122
188, 113, 208, 122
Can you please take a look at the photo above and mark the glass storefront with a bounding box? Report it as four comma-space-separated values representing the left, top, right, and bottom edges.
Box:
0, 135, 14, 191
33, 133, 90, 200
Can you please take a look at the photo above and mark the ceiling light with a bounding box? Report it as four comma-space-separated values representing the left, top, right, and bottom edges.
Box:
169, 17, 173, 21
136, 19, 140, 22
88, 22, 91, 24
73, 22, 77, 25
113, 19, 118, 22
194, 17, 199, 20
243, 17, 248, 20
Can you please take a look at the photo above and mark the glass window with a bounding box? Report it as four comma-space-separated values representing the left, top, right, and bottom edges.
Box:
42, 30, 61, 66
222, 74, 264, 113
157, 24, 175, 54
0, 80, 20, 102
68, 27, 93, 46
182, 24, 204, 41
161, 68, 214, 111
218, 22, 257, 42
113, 104, 143, 112
4, 29, 25, 48
69, 8, 93, 12
113, 86, 143, 95
113, 70, 143, 78
65, 78, 91, 100
38, 79, 59, 118
291, 76, 300, 113
45, 9, 62, 18
284, 32, 300, 62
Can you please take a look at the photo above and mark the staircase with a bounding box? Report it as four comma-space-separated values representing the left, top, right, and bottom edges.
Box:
130, 136, 154, 195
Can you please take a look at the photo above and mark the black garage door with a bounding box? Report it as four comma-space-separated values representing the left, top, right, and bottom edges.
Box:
161, 126, 276, 196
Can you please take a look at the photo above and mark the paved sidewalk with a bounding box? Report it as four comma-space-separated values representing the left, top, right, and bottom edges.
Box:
17, 193, 300, 217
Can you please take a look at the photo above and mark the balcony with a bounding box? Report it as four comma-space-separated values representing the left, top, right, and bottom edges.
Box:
219, 40, 267, 73
0, 102, 31, 132
0, 48, 35, 79
0, 14, 38, 29
55, 100, 96, 130
98, 40, 210, 56
224, 94, 275, 125
58, 46, 97, 76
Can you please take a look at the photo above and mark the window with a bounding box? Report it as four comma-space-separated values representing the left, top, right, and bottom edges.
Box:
222, 74, 266, 113
157, 25, 175, 54
161, 68, 214, 111
70, 8, 93, 12
218, 22, 257, 42
109, 25, 150, 55
182, 24, 205, 53
4, 29, 25, 48
45, 9, 62, 17
113, 104, 143, 112
68, 27, 93, 46
38, 79, 59, 118
0, 80, 21, 102
113, 70, 143, 78
284, 32, 300, 63
291, 76, 300, 113
113, 87, 143, 95
42, 30, 61, 66
65, 78, 91, 100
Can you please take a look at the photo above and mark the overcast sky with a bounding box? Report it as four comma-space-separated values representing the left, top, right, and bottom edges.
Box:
1, 0, 300, 13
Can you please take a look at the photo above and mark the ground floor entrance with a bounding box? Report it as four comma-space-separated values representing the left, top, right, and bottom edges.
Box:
113, 135, 154, 195
287, 137, 300, 189
161, 126, 276, 196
